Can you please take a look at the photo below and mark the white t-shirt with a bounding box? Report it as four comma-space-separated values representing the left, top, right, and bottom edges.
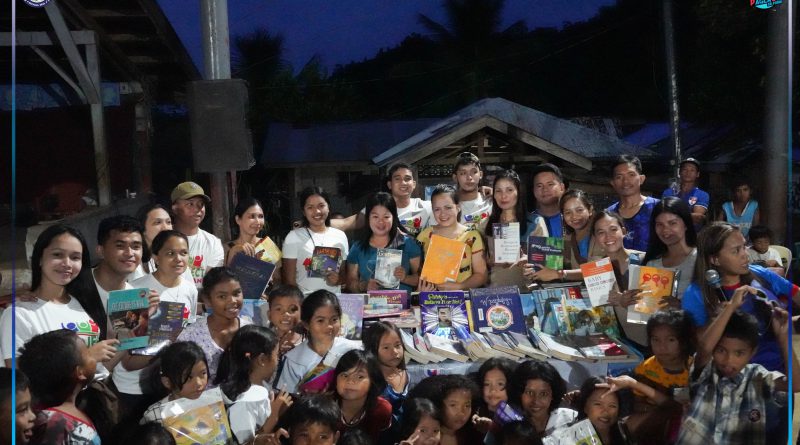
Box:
1, 297, 101, 360
646, 248, 698, 299
113, 273, 199, 394
186, 229, 225, 288
747, 247, 783, 267
459, 195, 493, 232
360, 198, 434, 237
282, 227, 349, 295
225, 384, 272, 444
275, 337, 361, 394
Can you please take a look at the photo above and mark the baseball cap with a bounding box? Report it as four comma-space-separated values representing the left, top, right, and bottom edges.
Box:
171, 181, 211, 203
680, 158, 700, 170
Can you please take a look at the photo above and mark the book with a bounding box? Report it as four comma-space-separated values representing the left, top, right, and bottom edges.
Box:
425, 332, 470, 362
337, 294, 365, 340
627, 265, 678, 324
253, 236, 282, 264
398, 329, 431, 364
107, 288, 151, 350
505, 331, 550, 360
375, 248, 403, 288
374, 308, 419, 329
483, 332, 526, 358
565, 334, 635, 362
420, 234, 466, 284
453, 325, 490, 360
542, 418, 601, 445
528, 329, 590, 362
413, 331, 445, 362
492, 222, 521, 263
309, 246, 341, 278
527, 236, 564, 270
229, 253, 276, 299
419, 291, 471, 340
527, 287, 584, 336
468, 286, 526, 334
580, 257, 617, 306
130, 301, 185, 355
364, 289, 408, 318
550, 298, 620, 338
160, 387, 233, 445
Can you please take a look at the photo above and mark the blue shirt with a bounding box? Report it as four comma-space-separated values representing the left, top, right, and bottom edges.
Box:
662, 186, 710, 210
607, 196, 659, 252
682, 265, 794, 372
528, 211, 562, 238
346, 233, 422, 293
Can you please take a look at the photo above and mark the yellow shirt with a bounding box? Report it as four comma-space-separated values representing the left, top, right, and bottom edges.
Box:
634, 355, 691, 391
417, 227, 484, 283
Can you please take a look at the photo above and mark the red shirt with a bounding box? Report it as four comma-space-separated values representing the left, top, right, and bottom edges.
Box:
337, 396, 392, 443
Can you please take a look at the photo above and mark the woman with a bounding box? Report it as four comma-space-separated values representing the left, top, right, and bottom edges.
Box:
225, 198, 282, 286
484, 170, 545, 291
681, 222, 798, 372
282, 187, 349, 295
129, 203, 173, 280
642, 197, 697, 302
346, 192, 421, 293
0, 225, 118, 367
509, 360, 577, 438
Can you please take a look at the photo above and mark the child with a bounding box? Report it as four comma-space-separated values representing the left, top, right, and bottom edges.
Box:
471, 357, 516, 434
397, 398, 441, 445
0, 368, 36, 445
141, 341, 209, 424
496, 421, 541, 445
362, 321, 408, 425
267, 285, 304, 360
332, 350, 391, 442
337, 428, 373, 445
275, 290, 361, 394
18, 329, 100, 444
677, 300, 795, 444
407, 374, 481, 445
746, 225, 784, 273
120, 422, 176, 445
571, 376, 632, 445
216, 325, 289, 444
509, 360, 576, 438
276, 395, 342, 445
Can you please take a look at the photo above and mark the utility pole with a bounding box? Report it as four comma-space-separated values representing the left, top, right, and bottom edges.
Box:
662, 0, 682, 189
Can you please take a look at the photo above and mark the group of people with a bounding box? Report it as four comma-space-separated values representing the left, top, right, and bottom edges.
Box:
0, 152, 797, 445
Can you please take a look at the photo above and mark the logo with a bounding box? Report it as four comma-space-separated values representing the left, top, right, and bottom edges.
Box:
751, 0, 782, 9
688, 196, 698, 206
23, 0, 51, 7
487, 305, 513, 330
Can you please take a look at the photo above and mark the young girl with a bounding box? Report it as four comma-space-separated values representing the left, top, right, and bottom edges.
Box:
471, 357, 517, 433
177, 267, 252, 384
267, 284, 304, 368
407, 374, 481, 445
275, 290, 361, 394
18, 329, 99, 444
141, 341, 209, 424
397, 398, 441, 445
225, 198, 283, 284
346, 192, 421, 293
216, 325, 289, 444
509, 360, 576, 438
282, 186, 349, 295
362, 321, 408, 425
572, 376, 633, 445
484, 170, 545, 291
417, 185, 488, 291
333, 350, 392, 442
0, 224, 117, 368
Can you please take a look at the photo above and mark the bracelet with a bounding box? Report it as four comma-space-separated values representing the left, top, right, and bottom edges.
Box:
559, 269, 566, 282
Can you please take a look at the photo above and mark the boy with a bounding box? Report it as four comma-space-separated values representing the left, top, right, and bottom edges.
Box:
0, 368, 36, 445
262, 395, 341, 445
676, 287, 796, 445
452, 152, 492, 232
746, 225, 784, 274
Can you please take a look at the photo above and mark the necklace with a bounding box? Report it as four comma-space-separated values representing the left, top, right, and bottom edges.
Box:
341, 406, 366, 426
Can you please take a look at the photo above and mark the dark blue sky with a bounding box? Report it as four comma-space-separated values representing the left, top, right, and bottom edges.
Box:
159, 0, 616, 73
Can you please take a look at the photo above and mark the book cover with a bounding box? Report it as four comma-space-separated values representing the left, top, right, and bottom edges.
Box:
419, 291, 470, 340
371, 308, 419, 329
469, 286, 526, 334
398, 329, 430, 364
229, 253, 276, 299
550, 298, 620, 338
365, 289, 408, 318
527, 287, 584, 335
253, 236, 282, 264
527, 236, 564, 270
309, 246, 341, 278
337, 293, 365, 340
529, 330, 589, 362
425, 332, 470, 362
375, 248, 403, 289
627, 265, 676, 324
542, 418, 602, 445
239, 299, 270, 327
420, 234, 466, 284
565, 334, 633, 361
580, 257, 617, 306
130, 301, 185, 356
160, 387, 233, 445
107, 288, 151, 350
492, 222, 521, 263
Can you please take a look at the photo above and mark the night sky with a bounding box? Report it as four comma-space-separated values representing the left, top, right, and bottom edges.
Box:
158, 0, 617, 73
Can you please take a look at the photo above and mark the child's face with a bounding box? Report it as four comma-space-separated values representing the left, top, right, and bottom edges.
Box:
562, 197, 592, 232
0, 387, 36, 445
431, 194, 459, 228
412, 414, 441, 445
178, 360, 208, 399
482, 368, 507, 412
336, 365, 370, 402
520, 379, 553, 421
206, 279, 244, 321
377, 331, 404, 368
268, 296, 301, 335
441, 389, 472, 431
76, 339, 97, 384
305, 304, 340, 344
713, 336, 755, 379
291, 422, 340, 445
649, 325, 682, 365
751, 237, 770, 255
453, 164, 482, 193
584, 388, 619, 434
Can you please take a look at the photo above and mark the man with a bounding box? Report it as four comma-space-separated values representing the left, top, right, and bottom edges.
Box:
452, 152, 492, 232
528, 163, 566, 237
607, 155, 659, 252
171, 181, 224, 288
662, 157, 709, 229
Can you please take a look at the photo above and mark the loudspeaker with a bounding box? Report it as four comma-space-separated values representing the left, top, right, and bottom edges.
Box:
187, 79, 255, 172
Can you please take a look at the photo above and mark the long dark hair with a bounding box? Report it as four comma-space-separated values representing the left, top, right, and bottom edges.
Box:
30, 224, 107, 340
642, 197, 697, 266
299, 186, 332, 228
398, 398, 440, 441
333, 349, 386, 414
358, 192, 407, 248
559, 189, 594, 235
216, 325, 279, 400
485, 170, 528, 238
362, 321, 406, 370
156, 341, 208, 396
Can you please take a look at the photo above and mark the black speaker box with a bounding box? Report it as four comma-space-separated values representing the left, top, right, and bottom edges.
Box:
187, 79, 255, 172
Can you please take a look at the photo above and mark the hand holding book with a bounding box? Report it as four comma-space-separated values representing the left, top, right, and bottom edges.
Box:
607, 288, 642, 307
